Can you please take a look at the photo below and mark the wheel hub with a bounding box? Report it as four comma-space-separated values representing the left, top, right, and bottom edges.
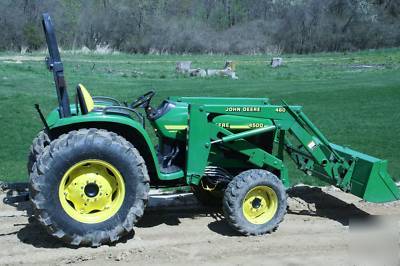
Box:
84, 183, 99, 198
251, 197, 262, 209
242, 186, 278, 225
58, 159, 125, 224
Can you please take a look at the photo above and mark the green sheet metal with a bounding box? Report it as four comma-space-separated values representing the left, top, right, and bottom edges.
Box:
332, 144, 400, 203
44, 98, 399, 204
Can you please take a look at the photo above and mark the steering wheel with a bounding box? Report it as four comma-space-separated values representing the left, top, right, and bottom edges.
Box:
130, 90, 155, 109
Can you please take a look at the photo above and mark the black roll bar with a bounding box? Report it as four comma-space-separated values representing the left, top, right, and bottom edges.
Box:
42, 13, 71, 118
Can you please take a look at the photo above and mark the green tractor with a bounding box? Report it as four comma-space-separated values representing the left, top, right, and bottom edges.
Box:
28, 14, 400, 247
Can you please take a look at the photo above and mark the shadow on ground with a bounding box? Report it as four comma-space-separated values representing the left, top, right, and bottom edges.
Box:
287, 186, 370, 226
137, 206, 242, 236
16, 217, 135, 249
5, 202, 135, 248
139, 186, 370, 235
1, 185, 371, 248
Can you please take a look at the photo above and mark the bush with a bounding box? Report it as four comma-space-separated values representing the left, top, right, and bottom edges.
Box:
22, 24, 42, 51
0, 0, 399, 54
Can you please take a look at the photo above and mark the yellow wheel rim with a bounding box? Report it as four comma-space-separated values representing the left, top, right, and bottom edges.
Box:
242, 185, 278, 225
58, 159, 125, 224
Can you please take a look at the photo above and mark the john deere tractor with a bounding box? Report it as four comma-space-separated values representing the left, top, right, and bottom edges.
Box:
27, 14, 400, 247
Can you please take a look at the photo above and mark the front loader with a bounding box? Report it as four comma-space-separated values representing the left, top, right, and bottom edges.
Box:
24, 14, 400, 246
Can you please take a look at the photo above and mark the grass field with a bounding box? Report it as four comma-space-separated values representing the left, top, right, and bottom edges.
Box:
0, 49, 399, 184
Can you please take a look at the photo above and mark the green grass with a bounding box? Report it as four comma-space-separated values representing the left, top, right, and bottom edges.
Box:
0, 48, 399, 185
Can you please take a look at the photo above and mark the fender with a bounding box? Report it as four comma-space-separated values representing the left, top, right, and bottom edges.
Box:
45, 108, 184, 181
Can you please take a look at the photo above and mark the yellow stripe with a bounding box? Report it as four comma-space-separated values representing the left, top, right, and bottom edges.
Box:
229, 125, 251, 129
165, 125, 188, 130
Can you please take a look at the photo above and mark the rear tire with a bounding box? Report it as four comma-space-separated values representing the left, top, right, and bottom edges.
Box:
27, 130, 50, 175
29, 128, 150, 247
223, 169, 287, 235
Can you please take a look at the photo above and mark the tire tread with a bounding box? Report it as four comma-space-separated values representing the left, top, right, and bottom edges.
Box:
29, 128, 149, 247
222, 169, 287, 236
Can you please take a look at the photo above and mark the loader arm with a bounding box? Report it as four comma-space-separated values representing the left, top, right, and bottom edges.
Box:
184, 101, 400, 203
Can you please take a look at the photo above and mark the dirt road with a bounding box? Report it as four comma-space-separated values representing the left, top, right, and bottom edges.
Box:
1, 186, 399, 266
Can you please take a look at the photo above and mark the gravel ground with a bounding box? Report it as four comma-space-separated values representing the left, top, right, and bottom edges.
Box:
1, 186, 399, 266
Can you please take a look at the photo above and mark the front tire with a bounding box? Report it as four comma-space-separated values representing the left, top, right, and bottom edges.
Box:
223, 169, 287, 235
29, 129, 150, 247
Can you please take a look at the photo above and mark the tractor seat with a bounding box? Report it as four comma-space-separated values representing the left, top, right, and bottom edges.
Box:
76, 84, 95, 114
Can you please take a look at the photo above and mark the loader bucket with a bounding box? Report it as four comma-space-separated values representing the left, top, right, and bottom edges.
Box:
331, 144, 400, 203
